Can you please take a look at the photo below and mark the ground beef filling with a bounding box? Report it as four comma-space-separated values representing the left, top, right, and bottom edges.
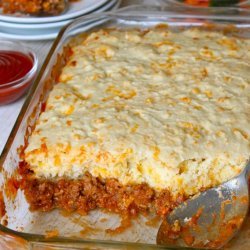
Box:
19, 162, 186, 217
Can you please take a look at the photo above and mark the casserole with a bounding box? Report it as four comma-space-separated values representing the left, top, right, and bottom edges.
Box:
0, 3, 250, 249
0, 0, 67, 15
21, 26, 250, 216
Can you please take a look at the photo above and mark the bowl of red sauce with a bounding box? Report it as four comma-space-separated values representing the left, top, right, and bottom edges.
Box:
0, 40, 38, 105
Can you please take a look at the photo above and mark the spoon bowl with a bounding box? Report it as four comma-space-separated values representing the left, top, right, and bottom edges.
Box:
157, 160, 250, 249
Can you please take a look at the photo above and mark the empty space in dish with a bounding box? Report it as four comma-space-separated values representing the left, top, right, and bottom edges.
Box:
0, 5, 250, 249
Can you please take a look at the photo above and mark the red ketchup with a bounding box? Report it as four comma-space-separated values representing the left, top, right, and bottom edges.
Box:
0, 50, 35, 105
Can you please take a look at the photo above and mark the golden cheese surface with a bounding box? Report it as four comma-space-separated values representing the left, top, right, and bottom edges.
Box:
24, 27, 250, 196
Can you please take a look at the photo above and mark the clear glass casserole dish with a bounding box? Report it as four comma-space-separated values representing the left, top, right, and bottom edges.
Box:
0, 3, 250, 250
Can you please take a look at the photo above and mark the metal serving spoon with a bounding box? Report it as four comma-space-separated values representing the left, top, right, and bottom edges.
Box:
157, 160, 250, 249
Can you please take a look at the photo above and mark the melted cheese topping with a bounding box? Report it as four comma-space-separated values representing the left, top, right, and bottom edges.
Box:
24, 27, 250, 196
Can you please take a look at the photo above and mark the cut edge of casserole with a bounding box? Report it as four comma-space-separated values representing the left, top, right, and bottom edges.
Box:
20, 25, 250, 217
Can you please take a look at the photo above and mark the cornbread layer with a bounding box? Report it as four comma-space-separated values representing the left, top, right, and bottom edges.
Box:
24, 27, 250, 197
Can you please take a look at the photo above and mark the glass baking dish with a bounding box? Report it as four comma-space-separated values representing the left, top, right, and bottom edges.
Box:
0, 3, 250, 250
